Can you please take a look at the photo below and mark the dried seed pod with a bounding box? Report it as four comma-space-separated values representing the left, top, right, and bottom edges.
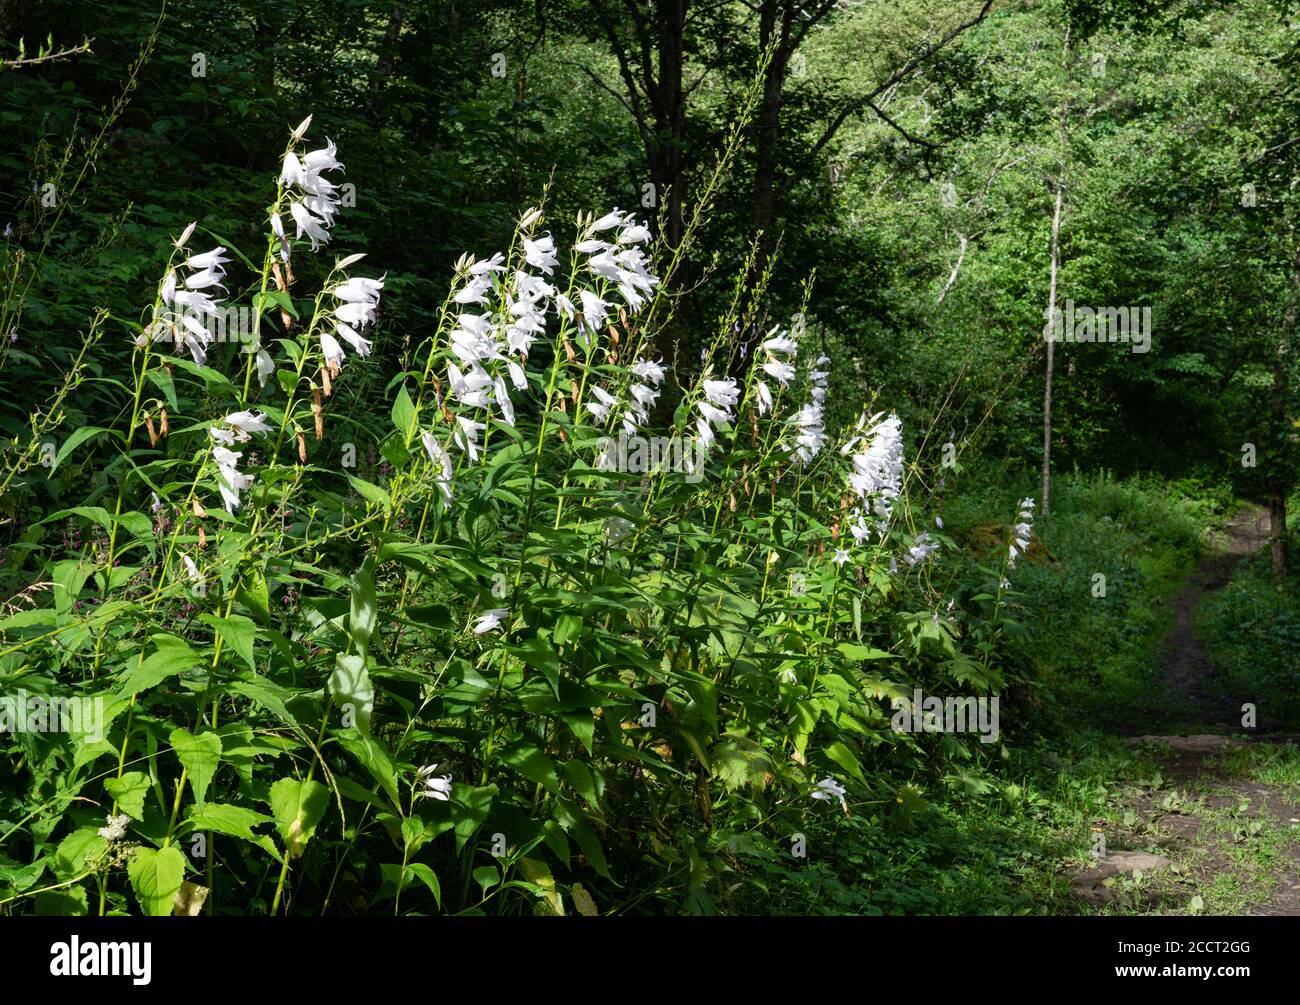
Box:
271, 261, 288, 293
320, 364, 333, 398
296, 430, 307, 463
312, 388, 324, 440
563, 339, 576, 363
197, 524, 207, 549
192, 499, 207, 519
144, 415, 158, 447
729, 491, 737, 512
159, 409, 169, 438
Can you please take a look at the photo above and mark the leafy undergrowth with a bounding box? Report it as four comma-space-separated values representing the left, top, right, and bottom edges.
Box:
958, 471, 1223, 729
1201, 547, 1300, 727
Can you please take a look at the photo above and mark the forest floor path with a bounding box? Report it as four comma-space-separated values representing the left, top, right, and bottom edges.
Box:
1073, 507, 1300, 915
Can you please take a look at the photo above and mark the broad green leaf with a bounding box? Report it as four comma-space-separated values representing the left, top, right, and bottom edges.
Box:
348, 568, 377, 657
105, 772, 151, 820
329, 654, 373, 735
236, 567, 272, 625
203, 613, 257, 672
53, 828, 107, 879
269, 778, 329, 859
170, 728, 223, 808
336, 729, 399, 806
391, 384, 417, 438
127, 845, 186, 917
517, 857, 564, 915
117, 636, 201, 696
347, 475, 391, 512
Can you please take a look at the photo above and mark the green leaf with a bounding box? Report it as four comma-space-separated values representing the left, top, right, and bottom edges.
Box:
500, 743, 561, 794
518, 857, 565, 915
451, 784, 496, 853
823, 740, 866, 784
53, 828, 107, 879
404, 862, 441, 907
336, 729, 399, 807
710, 736, 777, 792
254, 289, 299, 320
36, 886, 88, 916
105, 771, 151, 820
52, 559, 92, 618
329, 653, 373, 735
127, 845, 186, 917
117, 636, 200, 696
391, 385, 417, 438
837, 642, 894, 661
554, 613, 583, 644
187, 803, 280, 861
170, 728, 222, 808
203, 613, 256, 672
347, 475, 391, 512
473, 864, 500, 892
268, 778, 330, 859
236, 568, 272, 625
349, 568, 377, 657
52, 426, 109, 473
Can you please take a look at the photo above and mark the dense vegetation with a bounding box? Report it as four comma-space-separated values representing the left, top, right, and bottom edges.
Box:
1, 0, 1297, 916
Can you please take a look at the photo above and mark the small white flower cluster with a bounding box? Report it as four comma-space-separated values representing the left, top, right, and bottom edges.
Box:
786, 355, 830, 464
755, 325, 800, 415
844, 412, 903, 545
419, 431, 455, 504
578, 208, 658, 314
277, 116, 346, 253
904, 530, 940, 568
811, 776, 848, 812
444, 245, 546, 462
1007, 497, 1035, 569
146, 225, 231, 366
322, 274, 384, 375
695, 377, 740, 451
587, 356, 667, 436
473, 608, 508, 634
209, 410, 271, 513
416, 763, 454, 802
438, 208, 661, 477
98, 813, 131, 842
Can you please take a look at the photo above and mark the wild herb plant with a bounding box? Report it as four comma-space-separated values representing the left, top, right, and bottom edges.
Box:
0, 108, 1025, 917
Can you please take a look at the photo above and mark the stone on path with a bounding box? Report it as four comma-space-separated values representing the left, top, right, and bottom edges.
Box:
1073, 852, 1173, 903
1127, 734, 1242, 753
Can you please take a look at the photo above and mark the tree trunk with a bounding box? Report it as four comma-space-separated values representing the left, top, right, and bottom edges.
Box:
752, 2, 793, 239
1041, 25, 1070, 518
656, 0, 686, 250
1041, 182, 1063, 517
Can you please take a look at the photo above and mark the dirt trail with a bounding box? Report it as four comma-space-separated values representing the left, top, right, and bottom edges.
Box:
1147, 506, 1273, 733
1117, 506, 1300, 916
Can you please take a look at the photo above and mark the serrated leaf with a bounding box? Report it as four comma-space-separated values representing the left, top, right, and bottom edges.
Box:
170, 728, 222, 808
105, 772, 151, 820
269, 778, 329, 859
128, 845, 186, 916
